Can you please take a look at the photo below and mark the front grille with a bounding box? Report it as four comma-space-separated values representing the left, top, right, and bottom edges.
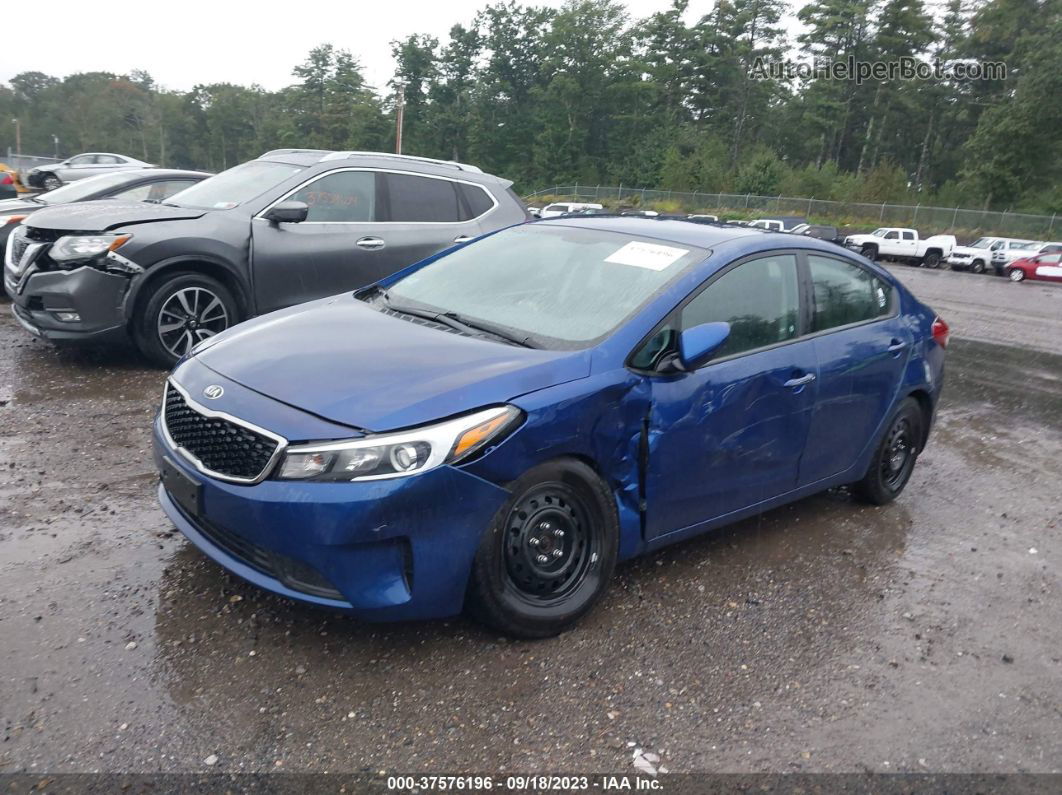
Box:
164, 383, 280, 481
189, 511, 345, 601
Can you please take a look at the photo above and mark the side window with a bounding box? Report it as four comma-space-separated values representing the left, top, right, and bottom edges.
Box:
1038, 253, 1062, 264
95, 155, 120, 164
149, 180, 197, 201
69, 155, 94, 166
111, 180, 196, 202
901, 231, 915, 241
808, 255, 892, 332
110, 183, 153, 201
883, 230, 899, 240
289, 170, 375, 222
457, 183, 494, 218
681, 254, 800, 359
385, 173, 462, 222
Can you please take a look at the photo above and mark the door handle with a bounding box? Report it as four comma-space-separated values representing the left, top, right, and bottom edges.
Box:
355, 236, 385, 251
887, 339, 907, 354
783, 373, 816, 388
454, 235, 473, 243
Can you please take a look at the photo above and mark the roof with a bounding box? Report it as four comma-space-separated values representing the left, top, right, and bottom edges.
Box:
537, 215, 764, 249
258, 149, 485, 175
534, 215, 878, 273
137, 168, 212, 179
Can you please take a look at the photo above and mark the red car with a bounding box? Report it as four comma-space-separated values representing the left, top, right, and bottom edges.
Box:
1006, 252, 1062, 283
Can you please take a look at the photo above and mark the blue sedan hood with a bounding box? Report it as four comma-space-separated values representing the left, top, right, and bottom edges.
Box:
196, 295, 592, 432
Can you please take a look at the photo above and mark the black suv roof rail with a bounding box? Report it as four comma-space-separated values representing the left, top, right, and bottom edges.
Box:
318, 151, 484, 174
260, 149, 334, 157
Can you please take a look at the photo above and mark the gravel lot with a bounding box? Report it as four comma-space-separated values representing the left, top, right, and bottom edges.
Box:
1, 266, 1061, 775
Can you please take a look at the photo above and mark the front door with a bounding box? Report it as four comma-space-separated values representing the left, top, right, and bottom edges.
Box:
252, 169, 487, 315
797, 253, 912, 485
644, 253, 818, 539
251, 169, 389, 314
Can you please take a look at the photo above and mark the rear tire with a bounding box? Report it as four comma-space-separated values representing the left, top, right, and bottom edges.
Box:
922, 252, 941, 268
853, 398, 924, 506
133, 272, 238, 368
467, 459, 618, 638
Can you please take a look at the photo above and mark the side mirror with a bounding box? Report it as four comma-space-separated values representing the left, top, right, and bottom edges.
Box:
678, 322, 731, 370
264, 200, 309, 224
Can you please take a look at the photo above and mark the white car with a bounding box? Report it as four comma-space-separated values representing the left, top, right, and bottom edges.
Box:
844, 227, 956, 268
947, 236, 1018, 274
747, 219, 785, 232
540, 202, 604, 218
26, 153, 154, 191
990, 240, 1060, 275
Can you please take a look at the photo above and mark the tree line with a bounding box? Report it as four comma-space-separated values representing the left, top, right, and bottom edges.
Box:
0, 0, 1058, 212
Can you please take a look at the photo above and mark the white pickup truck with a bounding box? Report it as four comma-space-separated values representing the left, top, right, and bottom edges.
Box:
844, 227, 956, 268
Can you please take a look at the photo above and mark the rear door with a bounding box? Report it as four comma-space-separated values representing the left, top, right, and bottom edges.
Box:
797, 253, 911, 486
377, 171, 489, 265
250, 168, 384, 314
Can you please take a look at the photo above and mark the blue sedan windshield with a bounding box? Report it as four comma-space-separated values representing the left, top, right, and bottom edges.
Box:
386, 224, 707, 347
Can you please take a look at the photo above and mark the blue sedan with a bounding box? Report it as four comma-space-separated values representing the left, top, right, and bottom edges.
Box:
153, 218, 948, 637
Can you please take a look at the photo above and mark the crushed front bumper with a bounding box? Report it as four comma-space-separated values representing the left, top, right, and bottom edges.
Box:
6, 263, 131, 344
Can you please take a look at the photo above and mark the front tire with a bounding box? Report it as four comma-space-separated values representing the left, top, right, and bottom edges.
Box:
971, 259, 986, 274
41, 173, 62, 190
133, 272, 237, 368
1009, 268, 1026, 282
860, 245, 878, 261
467, 459, 619, 638
853, 398, 924, 506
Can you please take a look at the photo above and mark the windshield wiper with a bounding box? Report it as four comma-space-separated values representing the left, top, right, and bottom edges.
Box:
440, 311, 538, 348
379, 292, 537, 348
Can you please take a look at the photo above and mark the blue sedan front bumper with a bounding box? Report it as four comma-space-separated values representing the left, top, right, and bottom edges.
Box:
153, 418, 511, 621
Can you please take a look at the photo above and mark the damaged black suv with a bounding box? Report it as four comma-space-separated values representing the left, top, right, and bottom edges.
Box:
3, 149, 528, 366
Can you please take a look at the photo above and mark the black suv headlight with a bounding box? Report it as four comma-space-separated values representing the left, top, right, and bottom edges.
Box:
50, 233, 132, 264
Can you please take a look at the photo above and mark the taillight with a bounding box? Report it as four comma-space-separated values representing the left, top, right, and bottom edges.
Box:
0, 174, 12, 185
931, 316, 949, 348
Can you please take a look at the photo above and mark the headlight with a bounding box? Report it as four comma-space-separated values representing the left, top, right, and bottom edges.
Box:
277, 405, 522, 482
50, 233, 132, 263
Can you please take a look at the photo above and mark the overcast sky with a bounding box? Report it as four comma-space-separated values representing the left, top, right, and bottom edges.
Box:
0, 0, 721, 94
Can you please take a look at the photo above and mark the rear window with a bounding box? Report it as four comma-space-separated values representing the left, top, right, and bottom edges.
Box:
385, 173, 462, 222
458, 183, 494, 218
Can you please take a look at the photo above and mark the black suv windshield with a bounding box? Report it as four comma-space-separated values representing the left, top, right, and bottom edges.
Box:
165, 161, 304, 210
381, 224, 706, 349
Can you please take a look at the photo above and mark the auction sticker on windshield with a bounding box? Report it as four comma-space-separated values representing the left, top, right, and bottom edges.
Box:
605, 241, 690, 270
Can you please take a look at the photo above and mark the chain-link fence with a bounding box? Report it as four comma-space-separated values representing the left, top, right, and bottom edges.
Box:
524, 186, 1061, 241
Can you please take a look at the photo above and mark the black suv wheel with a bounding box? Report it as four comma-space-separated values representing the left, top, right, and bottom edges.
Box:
134, 272, 237, 367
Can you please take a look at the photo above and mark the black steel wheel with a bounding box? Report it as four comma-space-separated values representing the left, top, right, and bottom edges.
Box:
853, 397, 924, 505
923, 252, 941, 268
468, 459, 618, 638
